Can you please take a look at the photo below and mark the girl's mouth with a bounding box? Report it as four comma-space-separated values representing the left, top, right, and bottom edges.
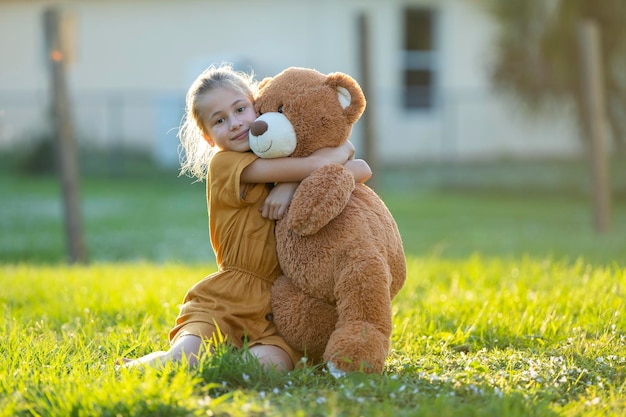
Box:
232, 130, 249, 141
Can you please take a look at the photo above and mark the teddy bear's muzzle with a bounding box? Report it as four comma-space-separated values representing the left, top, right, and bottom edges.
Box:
249, 112, 298, 158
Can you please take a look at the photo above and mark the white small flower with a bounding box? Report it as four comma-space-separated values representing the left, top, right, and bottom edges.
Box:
326, 362, 346, 379
585, 397, 601, 406
197, 395, 211, 407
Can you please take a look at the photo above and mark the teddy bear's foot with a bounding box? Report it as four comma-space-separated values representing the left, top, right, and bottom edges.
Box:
323, 321, 390, 374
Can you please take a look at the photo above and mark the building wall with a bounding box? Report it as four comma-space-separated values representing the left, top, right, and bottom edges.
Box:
0, 0, 583, 165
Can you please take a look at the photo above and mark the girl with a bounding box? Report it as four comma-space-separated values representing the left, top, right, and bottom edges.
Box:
122, 64, 371, 371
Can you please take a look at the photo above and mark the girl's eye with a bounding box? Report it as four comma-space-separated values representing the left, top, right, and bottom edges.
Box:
215, 118, 224, 125
278, 105, 283, 113
237, 106, 245, 113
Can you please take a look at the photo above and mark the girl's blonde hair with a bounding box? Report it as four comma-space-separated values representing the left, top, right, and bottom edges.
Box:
178, 63, 257, 180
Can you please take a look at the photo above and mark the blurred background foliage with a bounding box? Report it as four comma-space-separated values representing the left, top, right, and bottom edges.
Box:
483, 0, 626, 152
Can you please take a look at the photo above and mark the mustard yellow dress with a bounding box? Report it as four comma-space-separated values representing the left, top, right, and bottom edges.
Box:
169, 150, 301, 364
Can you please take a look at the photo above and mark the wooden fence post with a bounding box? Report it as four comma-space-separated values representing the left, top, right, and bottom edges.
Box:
578, 19, 611, 234
358, 12, 378, 190
44, 7, 87, 263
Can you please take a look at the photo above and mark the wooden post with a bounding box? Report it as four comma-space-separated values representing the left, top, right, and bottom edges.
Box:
578, 19, 611, 234
358, 12, 378, 190
44, 7, 87, 263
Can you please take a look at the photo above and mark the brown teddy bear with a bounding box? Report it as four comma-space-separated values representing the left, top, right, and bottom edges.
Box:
249, 67, 406, 374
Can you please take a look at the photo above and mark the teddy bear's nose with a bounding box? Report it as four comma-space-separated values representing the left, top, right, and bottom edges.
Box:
250, 120, 268, 136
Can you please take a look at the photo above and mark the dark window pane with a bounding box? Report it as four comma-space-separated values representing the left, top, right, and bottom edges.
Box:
404, 69, 432, 108
405, 9, 432, 52
403, 7, 435, 109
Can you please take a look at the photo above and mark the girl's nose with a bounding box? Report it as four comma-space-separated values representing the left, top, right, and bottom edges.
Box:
230, 117, 243, 130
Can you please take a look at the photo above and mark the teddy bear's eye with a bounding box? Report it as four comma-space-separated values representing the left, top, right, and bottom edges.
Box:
278, 105, 283, 113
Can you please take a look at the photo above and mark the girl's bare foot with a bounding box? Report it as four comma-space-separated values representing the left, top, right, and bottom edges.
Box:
117, 351, 168, 369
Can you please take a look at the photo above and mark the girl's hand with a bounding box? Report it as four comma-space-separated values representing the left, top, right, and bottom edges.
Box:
310, 141, 355, 165
260, 182, 299, 220
344, 159, 372, 183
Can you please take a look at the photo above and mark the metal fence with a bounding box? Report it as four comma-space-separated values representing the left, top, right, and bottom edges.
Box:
0, 87, 584, 168
0, 89, 185, 168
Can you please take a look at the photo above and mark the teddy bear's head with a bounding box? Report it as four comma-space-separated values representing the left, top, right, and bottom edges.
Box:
249, 67, 366, 158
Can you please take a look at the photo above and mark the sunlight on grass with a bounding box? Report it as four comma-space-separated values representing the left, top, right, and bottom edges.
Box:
1, 258, 624, 416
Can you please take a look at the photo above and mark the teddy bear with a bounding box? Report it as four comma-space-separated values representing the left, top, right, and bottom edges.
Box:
249, 67, 406, 374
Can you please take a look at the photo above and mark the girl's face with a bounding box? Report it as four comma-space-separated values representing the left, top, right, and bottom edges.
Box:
197, 87, 257, 152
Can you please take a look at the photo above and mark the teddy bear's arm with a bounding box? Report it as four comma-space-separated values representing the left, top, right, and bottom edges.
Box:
288, 164, 355, 236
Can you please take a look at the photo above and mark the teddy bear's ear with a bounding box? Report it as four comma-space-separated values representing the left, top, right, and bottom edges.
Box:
326, 72, 366, 125
258, 76, 273, 90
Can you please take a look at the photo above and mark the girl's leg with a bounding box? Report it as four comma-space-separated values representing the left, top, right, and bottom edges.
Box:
122, 335, 204, 368
249, 345, 294, 371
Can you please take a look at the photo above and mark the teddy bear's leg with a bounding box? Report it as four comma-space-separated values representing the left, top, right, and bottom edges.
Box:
323, 256, 394, 374
270, 275, 338, 364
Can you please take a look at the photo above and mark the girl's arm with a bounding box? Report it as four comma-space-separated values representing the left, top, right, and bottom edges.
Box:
241, 141, 355, 184
259, 159, 372, 220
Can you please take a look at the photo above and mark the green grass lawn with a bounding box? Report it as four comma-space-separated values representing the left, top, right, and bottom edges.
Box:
0, 157, 625, 415
1, 259, 624, 416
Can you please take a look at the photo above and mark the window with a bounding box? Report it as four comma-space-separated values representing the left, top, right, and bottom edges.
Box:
403, 8, 437, 109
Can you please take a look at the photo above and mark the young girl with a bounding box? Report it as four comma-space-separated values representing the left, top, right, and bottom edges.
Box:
122, 64, 371, 371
